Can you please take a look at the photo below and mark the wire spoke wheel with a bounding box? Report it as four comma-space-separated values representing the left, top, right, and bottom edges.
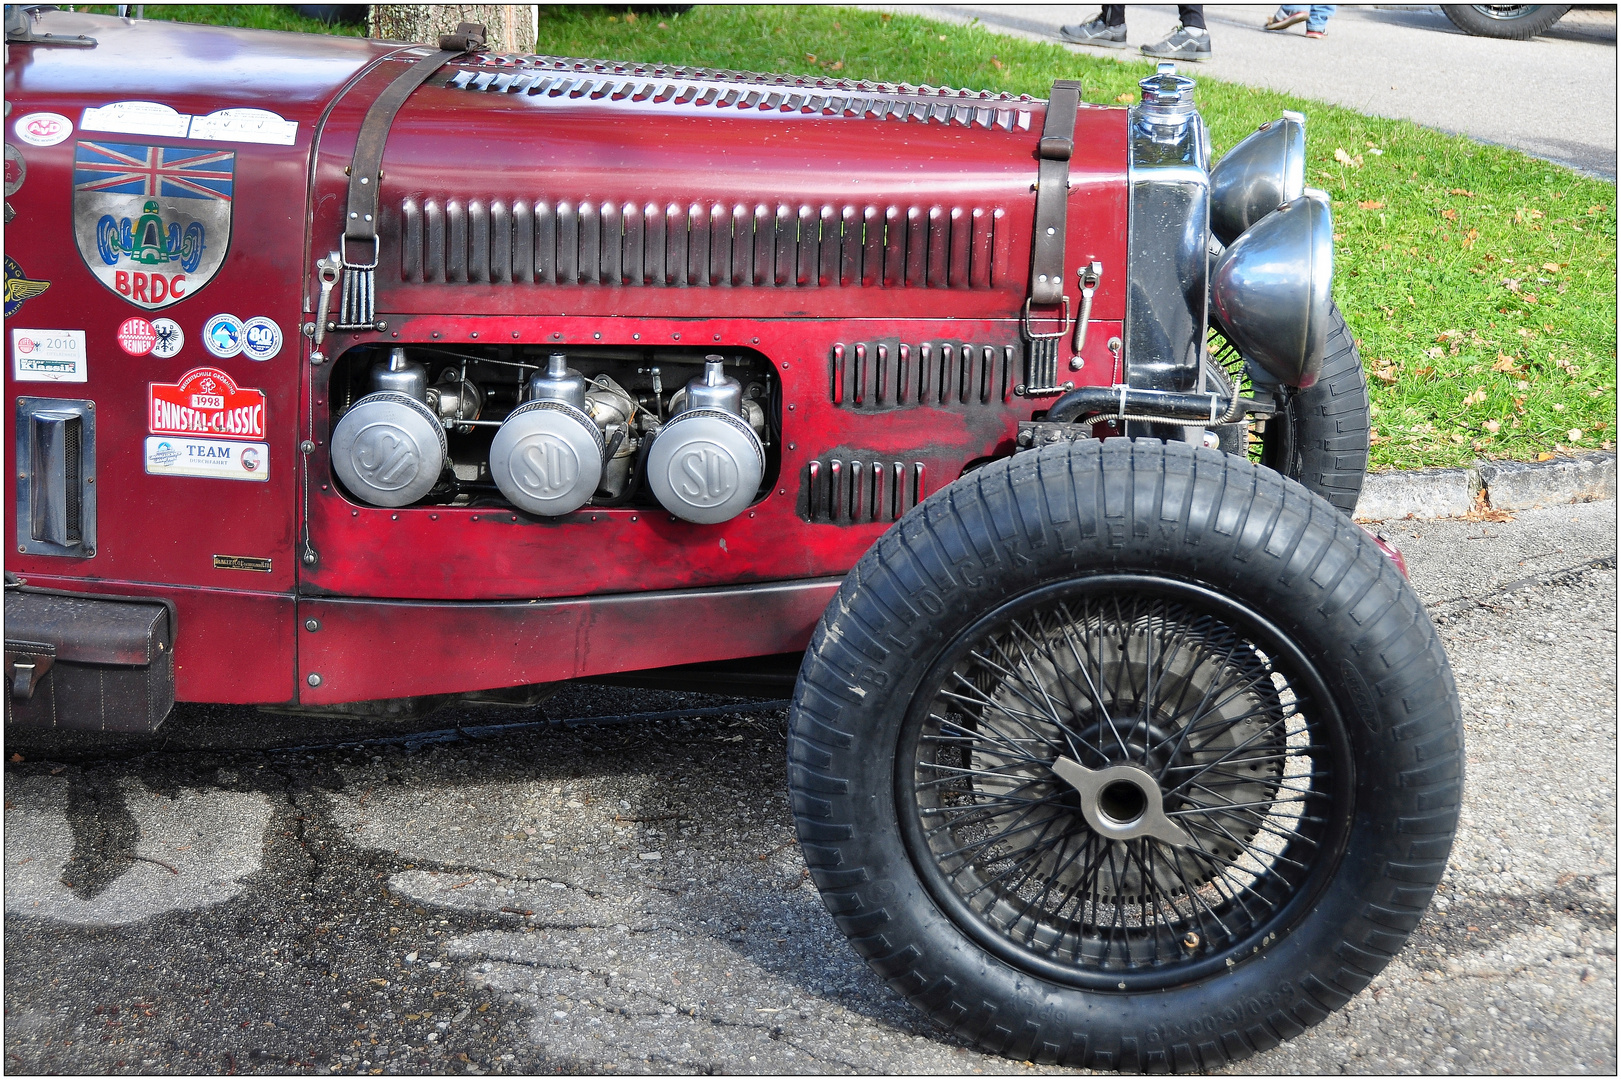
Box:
897, 576, 1353, 992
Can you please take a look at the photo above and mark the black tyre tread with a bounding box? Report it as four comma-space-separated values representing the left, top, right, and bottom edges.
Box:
1288, 304, 1370, 515
1440, 3, 1569, 38
788, 439, 1462, 1072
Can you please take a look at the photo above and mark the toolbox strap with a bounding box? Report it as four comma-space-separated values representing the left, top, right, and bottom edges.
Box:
1028, 79, 1082, 308
337, 22, 487, 326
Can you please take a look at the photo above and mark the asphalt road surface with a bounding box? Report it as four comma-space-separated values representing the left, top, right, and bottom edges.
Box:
4, 500, 1616, 1075
881, 4, 1619, 179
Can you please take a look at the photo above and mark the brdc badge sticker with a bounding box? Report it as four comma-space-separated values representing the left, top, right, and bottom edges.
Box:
72, 140, 234, 310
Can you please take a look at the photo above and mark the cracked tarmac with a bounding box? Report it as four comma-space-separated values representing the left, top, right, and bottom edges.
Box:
3, 501, 1616, 1074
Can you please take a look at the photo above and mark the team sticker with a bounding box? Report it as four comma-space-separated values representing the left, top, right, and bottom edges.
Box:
203, 313, 280, 361
144, 367, 267, 482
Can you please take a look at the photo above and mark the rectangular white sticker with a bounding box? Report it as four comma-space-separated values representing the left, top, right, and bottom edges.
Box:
144, 436, 269, 482
80, 100, 192, 139
11, 329, 87, 383
187, 108, 298, 146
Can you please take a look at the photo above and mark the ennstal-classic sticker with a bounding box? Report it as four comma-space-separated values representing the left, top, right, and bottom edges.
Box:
11, 329, 86, 383
149, 367, 266, 440
144, 437, 268, 481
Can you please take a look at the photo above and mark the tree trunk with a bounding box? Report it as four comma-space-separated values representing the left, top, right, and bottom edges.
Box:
368, 4, 536, 54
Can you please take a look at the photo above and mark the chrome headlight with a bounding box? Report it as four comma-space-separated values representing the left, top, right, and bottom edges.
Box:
1208, 113, 1306, 246
1209, 192, 1333, 389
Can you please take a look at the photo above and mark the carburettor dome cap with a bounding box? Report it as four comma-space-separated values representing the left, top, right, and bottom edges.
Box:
1209, 112, 1307, 245
489, 399, 604, 517
331, 391, 448, 508
646, 409, 764, 525
1210, 192, 1334, 389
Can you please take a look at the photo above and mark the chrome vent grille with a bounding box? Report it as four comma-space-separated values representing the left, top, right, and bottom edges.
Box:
399, 197, 1004, 289
804, 456, 925, 524
443, 55, 1036, 132
15, 397, 96, 559
831, 340, 1017, 408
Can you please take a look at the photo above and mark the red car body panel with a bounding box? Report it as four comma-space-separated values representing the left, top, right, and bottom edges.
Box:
5, 13, 1129, 705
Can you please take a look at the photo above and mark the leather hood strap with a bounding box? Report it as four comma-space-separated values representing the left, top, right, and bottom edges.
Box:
1028, 79, 1082, 307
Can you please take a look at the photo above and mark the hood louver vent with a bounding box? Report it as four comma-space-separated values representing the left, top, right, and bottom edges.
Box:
442, 56, 1036, 132
400, 197, 1004, 289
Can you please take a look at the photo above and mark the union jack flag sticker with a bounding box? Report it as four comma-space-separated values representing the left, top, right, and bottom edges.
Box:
71, 140, 235, 311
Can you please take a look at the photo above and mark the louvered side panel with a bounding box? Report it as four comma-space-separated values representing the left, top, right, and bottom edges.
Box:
393, 197, 1003, 288
805, 455, 925, 523
831, 340, 1016, 409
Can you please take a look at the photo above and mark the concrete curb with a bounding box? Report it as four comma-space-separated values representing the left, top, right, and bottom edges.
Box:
1354, 451, 1617, 521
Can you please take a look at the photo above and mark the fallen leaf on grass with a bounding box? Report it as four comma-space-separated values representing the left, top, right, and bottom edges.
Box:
1462, 387, 1487, 407
1492, 354, 1522, 373
1115, 92, 1135, 103
1441, 208, 1458, 221
1568, 428, 1584, 442
1357, 200, 1384, 210
1482, 419, 1501, 434
1513, 207, 1545, 223
1541, 262, 1561, 272
989, 55, 1005, 70
1333, 147, 1363, 167
1372, 363, 1400, 384
1448, 188, 1476, 197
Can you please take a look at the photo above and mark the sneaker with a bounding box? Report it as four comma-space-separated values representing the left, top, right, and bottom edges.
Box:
1058, 17, 1130, 49
1264, 10, 1308, 31
1141, 24, 1211, 62
1305, 28, 1325, 37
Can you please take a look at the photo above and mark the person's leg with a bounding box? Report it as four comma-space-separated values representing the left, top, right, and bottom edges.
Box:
1142, 9, 1211, 60
1059, 7, 1130, 47
1307, 5, 1335, 32
1265, 5, 1309, 30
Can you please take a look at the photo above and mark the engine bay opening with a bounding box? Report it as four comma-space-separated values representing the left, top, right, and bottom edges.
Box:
326, 342, 781, 522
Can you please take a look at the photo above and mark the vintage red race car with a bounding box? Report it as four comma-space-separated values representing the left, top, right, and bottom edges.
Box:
4, 10, 1461, 1070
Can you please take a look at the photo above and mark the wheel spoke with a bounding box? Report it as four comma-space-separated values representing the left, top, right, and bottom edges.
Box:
905, 587, 1346, 987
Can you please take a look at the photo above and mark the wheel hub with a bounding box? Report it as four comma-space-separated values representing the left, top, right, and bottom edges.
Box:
1051, 757, 1191, 847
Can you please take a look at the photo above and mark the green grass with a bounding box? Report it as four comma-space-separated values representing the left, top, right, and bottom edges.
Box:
94, 4, 1619, 468
71, 4, 365, 35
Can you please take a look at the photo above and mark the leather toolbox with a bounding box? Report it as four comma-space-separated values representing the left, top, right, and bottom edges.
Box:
4, 588, 175, 732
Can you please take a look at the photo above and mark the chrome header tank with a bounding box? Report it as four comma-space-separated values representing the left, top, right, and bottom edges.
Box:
1125, 65, 1210, 395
